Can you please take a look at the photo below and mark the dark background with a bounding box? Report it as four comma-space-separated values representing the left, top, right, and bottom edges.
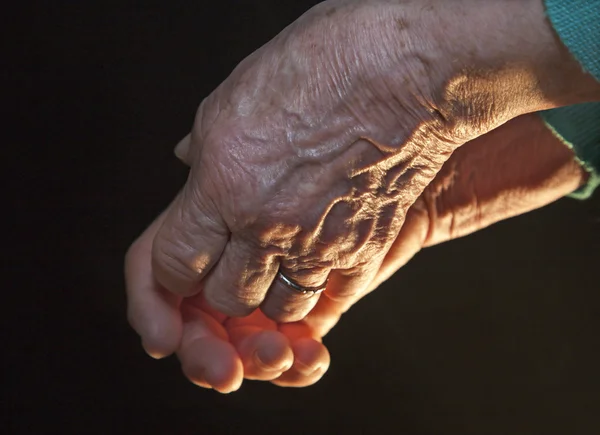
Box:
4, 1, 599, 433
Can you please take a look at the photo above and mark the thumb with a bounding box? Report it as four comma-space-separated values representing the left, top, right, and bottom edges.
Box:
174, 134, 192, 166
152, 182, 229, 297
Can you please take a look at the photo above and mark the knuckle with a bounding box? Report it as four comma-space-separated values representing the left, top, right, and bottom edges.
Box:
152, 238, 201, 291
283, 265, 331, 289
250, 222, 301, 254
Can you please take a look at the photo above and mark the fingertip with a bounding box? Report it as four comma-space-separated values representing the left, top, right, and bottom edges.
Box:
128, 312, 182, 362
203, 352, 244, 394
141, 336, 178, 360
270, 338, 330, 388
253, 332, 294, 373
133, 319, 182, 359
292, 337, 330, 376
229, 326, 293, 381
174, 134, 192, 164
125, 208, 186, 359
179, 336, 244, 394
181, 363, 210, 388
209, 363, 244, 394
127, 288, 183, 359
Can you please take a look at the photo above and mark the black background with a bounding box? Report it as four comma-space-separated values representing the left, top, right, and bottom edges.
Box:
4, 1, 600, 433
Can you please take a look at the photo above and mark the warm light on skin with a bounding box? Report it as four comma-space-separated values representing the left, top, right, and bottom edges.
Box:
127, 0, 598, 393
192, 253, 212, 275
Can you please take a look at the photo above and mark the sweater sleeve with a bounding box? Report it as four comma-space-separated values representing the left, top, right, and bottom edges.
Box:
540, 0, 600, 200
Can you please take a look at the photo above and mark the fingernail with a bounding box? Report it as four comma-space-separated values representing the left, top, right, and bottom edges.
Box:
174, 135, 190, 162
295, 361, 322, 377
254, 350, 291, 372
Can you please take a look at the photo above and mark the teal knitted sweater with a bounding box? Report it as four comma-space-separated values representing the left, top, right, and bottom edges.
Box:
541, 0, 600, 199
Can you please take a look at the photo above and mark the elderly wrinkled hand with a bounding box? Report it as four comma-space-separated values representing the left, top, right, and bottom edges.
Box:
125, 0, 597, 391
126, 113, 584, 392
147, 0, 591, 323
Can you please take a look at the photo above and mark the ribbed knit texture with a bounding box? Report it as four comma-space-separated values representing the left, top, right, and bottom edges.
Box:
541, 0, 600, 199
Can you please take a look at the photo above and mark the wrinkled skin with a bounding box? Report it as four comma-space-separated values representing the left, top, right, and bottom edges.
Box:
147, 0, 596, 325
126, 0, 599, 392
126, 113, 585, 392
154, 1, 459, 324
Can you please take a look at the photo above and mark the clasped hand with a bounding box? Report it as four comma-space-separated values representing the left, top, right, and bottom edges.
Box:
125, 0, 592, 392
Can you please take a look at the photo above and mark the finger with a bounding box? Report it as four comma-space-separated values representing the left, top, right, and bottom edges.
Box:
125, 208, 183, 359
202, 234, 279, 317
232, 328, 294, 381
259, 195, 362, 323
152, 183, 229, 297
325, 258, 383, 313
225, 310, 294, 380
290, 259, 384, 340
260, 263, 330, 323
296, 292, 344, 339
185, 291, 228, 324
177, 303, 243, 394
174, 134, 192, 165
270, 337, 330, 388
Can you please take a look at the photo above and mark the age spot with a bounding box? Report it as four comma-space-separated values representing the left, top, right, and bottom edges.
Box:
396, 18, 409, 30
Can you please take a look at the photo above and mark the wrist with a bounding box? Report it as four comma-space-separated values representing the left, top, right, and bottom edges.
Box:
404, 0, 600, 138
287, 0, 598, 146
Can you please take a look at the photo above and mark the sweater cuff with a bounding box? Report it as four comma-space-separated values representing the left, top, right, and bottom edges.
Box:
542, 0, 600, 199
544, 0, 600, 81
540, 104, 600, 200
